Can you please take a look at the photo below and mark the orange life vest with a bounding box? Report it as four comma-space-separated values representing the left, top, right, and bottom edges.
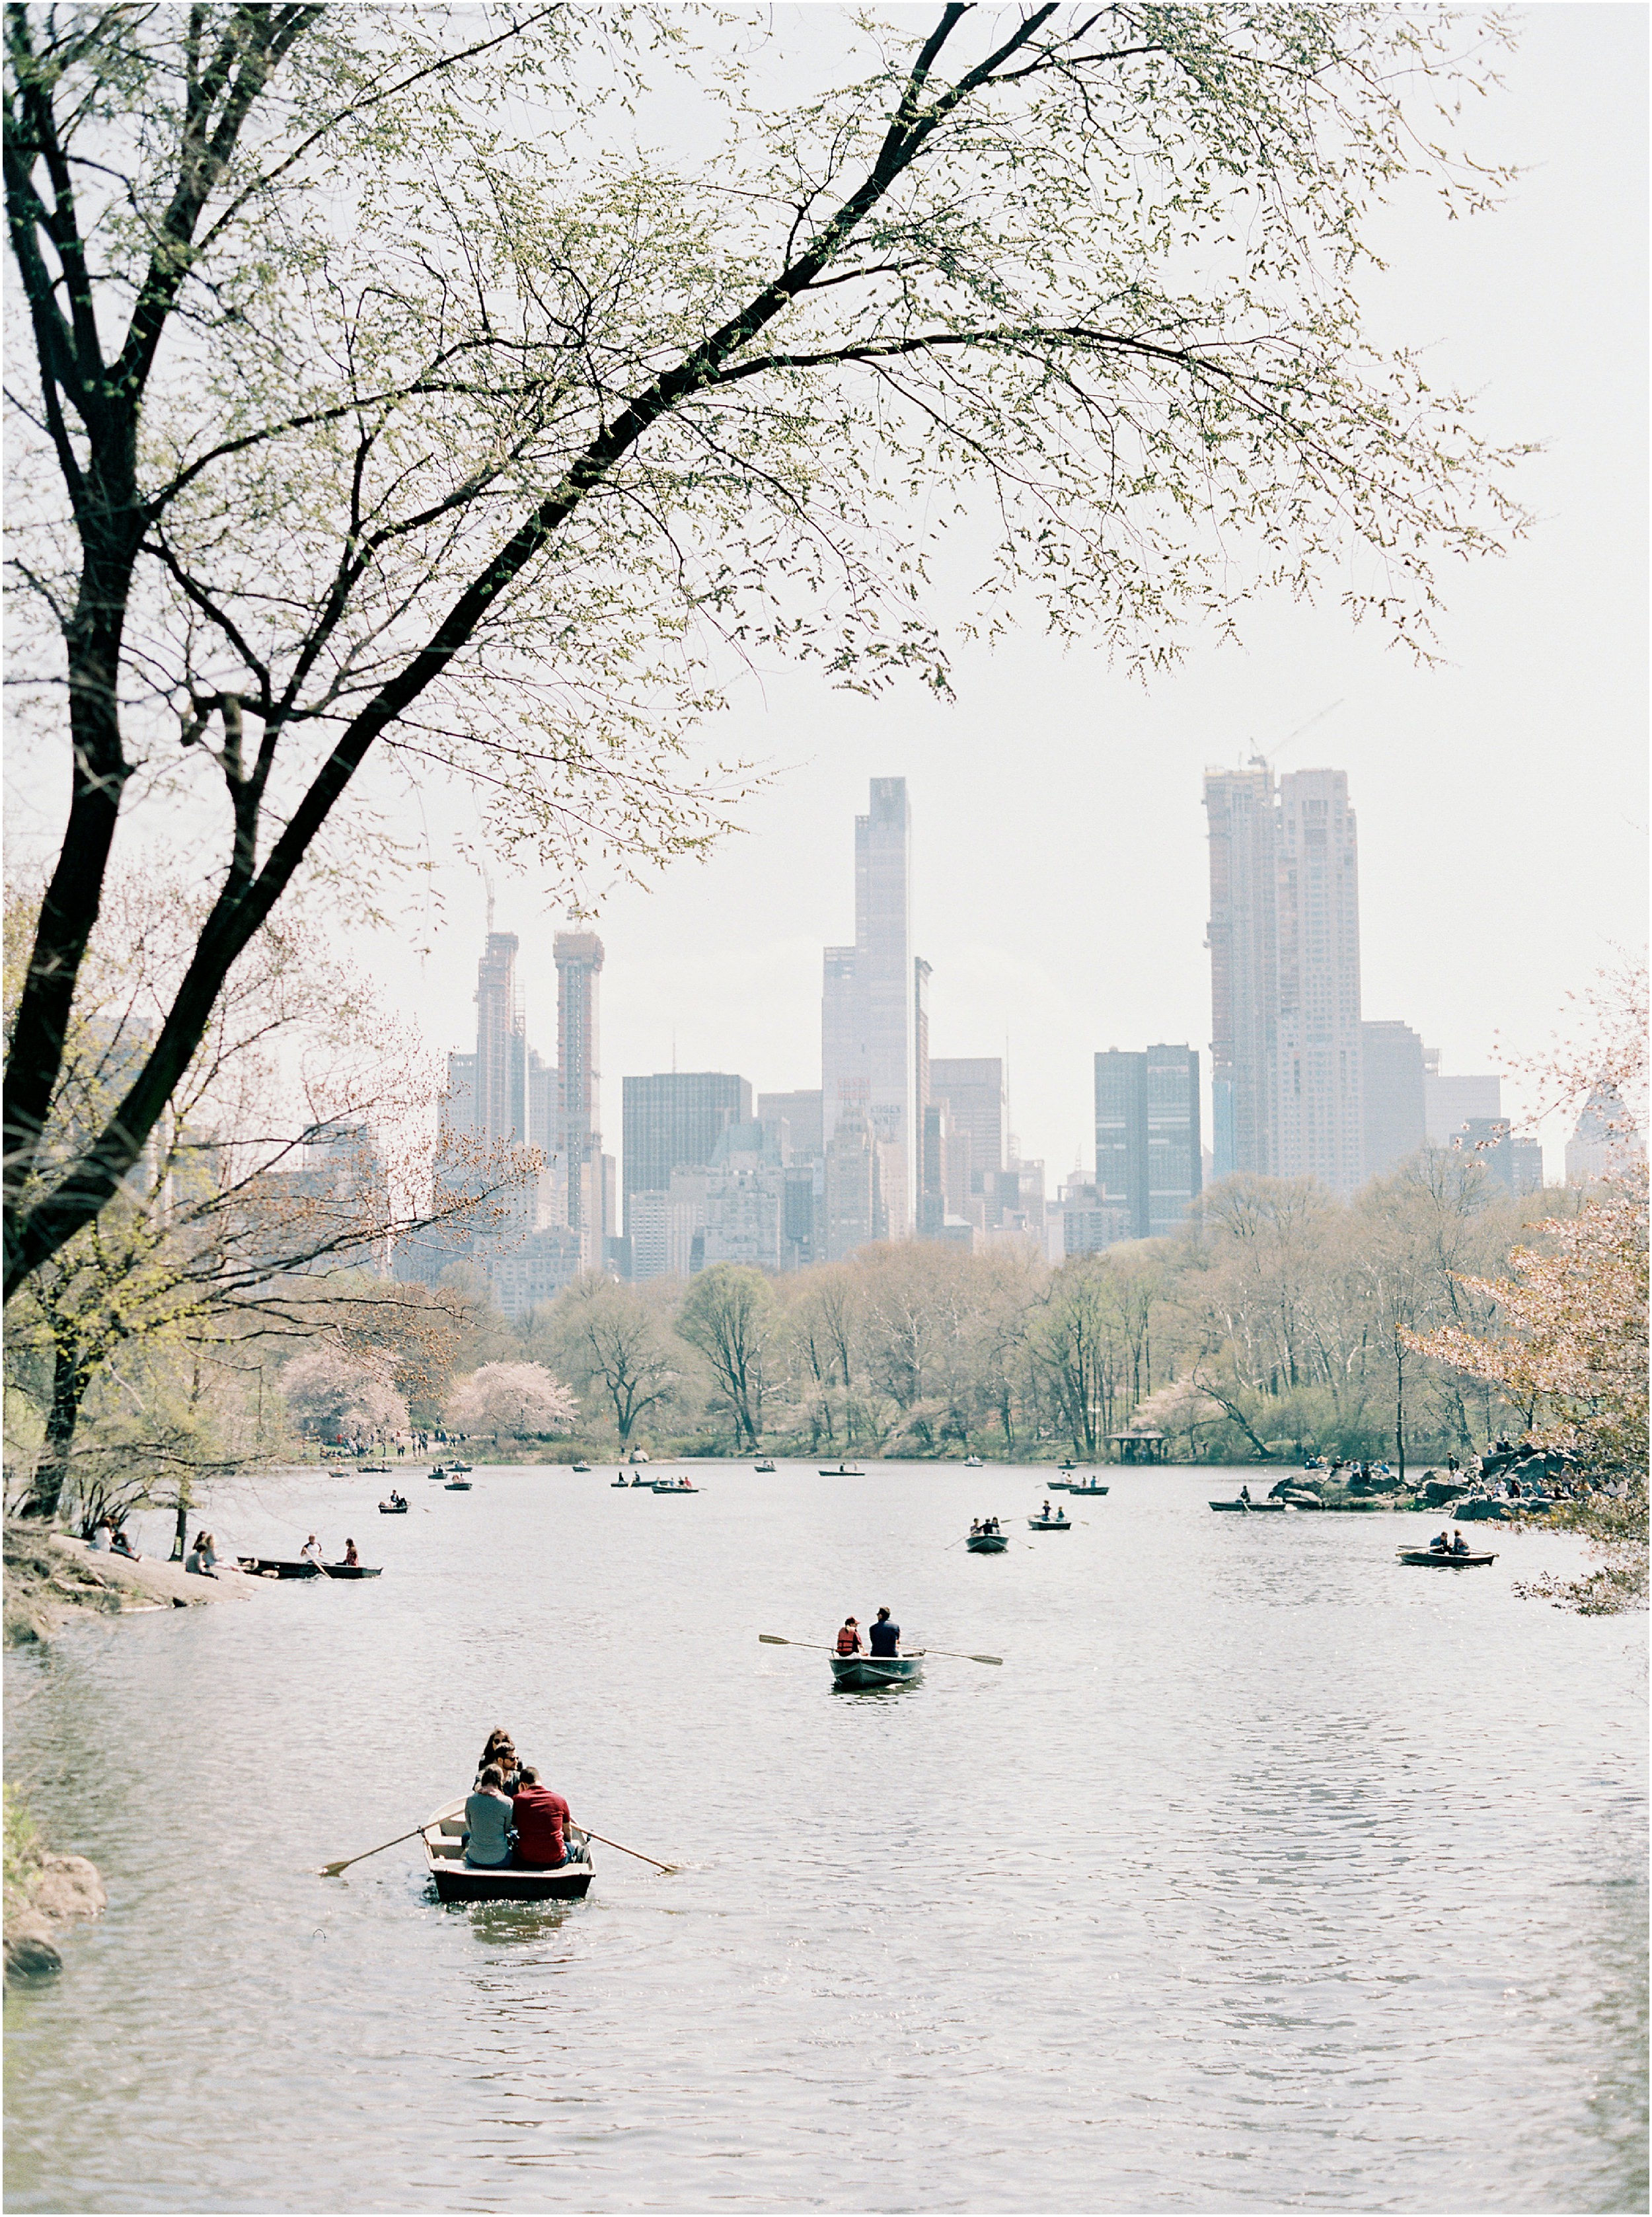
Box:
836, 1626, 859, 1655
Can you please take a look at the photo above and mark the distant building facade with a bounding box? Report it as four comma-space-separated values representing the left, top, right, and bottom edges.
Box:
622, 1072, 753, 1234
554, 931, 605, 1260
1565, 1088, 1644, 1185
1422, 1050, 1501, 1146
1362, 1020, 1426, 1179
1095, 1045, 1201, 1239
1205, 763, 1363, 1196
1454, 1118, 1544, 1198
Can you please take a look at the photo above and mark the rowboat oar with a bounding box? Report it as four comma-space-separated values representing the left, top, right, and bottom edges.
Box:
579, 1828, 681, 1875
759, 1633, 1002, 1667
319, 1824, 426, 1877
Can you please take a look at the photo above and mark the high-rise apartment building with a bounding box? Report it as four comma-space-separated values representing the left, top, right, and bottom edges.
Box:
1362, 1020, 1426, 1179
1421, 1049, 1501, 1147
823, 1106, 881, 1259
1204, 767, 1279, 1181
1094, 1045, 1201, 1239
821, 778, 917, 1242
622, 1072, 753, 1232
554, 931, 604, 1251
1274, 769, 1363, 1195
1205, 764, 1363, 1197
757, 1089, 824, 1164
928, 1057, 1006, 1191
474, 932, 527, 1143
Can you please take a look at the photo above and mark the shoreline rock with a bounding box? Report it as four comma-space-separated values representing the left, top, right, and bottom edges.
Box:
4, 1524, 264, 1646
3, 1791, 106, 1985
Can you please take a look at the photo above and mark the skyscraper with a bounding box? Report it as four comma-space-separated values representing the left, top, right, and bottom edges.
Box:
821, 777, 916, 1242
1421, 1049, 1501, 1146
928, 1057, 1005, 1192
1275, 769, 1363, 1195
473, 932, 527, 1142
1203, 767, 1279, 1181
554, 930, 604, 1252
622, 1072, 753, 1232
1362, 1020, 1425, 1178
1095, 1045, 1202, 1240
1205, 763, 1365, 1197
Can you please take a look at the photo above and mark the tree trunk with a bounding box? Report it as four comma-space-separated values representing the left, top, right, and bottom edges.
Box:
28, 1339, 90, 1521
170, 1484, 191, 1562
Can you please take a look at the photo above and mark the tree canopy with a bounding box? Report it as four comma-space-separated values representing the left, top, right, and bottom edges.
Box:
5, 3, 1528, 1296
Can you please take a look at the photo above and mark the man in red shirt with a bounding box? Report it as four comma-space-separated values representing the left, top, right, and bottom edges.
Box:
511, 1766, 584, 1869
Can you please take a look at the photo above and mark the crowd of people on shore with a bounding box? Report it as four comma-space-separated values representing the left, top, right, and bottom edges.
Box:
463, 1729, 586, 1873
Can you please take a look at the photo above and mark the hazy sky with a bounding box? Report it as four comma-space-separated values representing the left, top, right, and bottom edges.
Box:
349, 2, 1645, 1185
13, 5, 1648, 1184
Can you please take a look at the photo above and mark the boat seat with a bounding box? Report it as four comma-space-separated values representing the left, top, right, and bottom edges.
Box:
438, 1817, 467, 1836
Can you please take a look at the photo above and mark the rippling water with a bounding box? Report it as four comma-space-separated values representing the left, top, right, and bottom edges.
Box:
5, 1462, 1645, 2212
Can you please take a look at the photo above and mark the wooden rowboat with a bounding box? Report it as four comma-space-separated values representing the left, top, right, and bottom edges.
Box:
444, 1478, 472, 1490
754, 1459, 776, 1472
966, 1532, 1008, 1552
830, 1651, 924, 1691
235, 1556, 382, 1579
819, 1464, 864, 1476
421, 1799, 595, 1903
377, 1500, 408, 1514
652, 1480, 700, 1493
1027, 1516, 1071, 1531
1067, 1482, 1109, 1495
1398, 1548, 1498, 1567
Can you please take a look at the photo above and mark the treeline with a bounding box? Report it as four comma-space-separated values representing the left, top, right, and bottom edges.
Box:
447, 1150, 1554, 1464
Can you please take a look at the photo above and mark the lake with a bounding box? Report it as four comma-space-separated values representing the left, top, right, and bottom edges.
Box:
5, 1461, 1646, 2212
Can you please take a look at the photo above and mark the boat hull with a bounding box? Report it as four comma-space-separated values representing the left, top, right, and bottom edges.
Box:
1398, 1549, 1497, 1567
422, 1800, 595, 1902
237, 1556, 319, 1578
1067, 1485, 1109, 1495
322, 1563, 382, 1578
818, 1466, 865, 1476
830, 1653, 924, 1690
377, 1503, 408, 1515
1027, 1519, 1071, 1531
965, 1534, 1008, 1552
444, 1480, 472, 1490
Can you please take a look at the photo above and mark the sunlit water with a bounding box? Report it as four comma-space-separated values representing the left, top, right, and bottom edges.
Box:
5, 1462, 1645, 2213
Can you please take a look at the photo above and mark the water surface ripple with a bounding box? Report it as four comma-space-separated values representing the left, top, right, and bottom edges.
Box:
5, 1463, 1645, 2212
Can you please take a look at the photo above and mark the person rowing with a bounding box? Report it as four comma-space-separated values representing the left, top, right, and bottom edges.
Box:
1429, 1530, 1452, 1554
867, 1607, 901, 1658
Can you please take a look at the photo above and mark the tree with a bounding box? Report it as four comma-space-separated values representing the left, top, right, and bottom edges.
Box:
677, 1265, 775, 1451
445, 1361, 576, 1444
539, 1275, 679, 1446
5, 4, 1528, 1298
2, 874, 529, 1518
282, 1341, 406, 1442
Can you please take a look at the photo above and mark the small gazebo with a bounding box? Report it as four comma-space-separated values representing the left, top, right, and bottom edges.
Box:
1107, 1431, 1167, 1466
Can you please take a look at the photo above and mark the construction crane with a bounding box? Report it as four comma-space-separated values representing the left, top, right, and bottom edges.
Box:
1247, 698, 1343, 774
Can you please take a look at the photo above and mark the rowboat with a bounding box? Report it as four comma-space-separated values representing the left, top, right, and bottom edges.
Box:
611, 1476, 630, 1487
420, 1799, 595, 1904
361, 1464, 389, 1475
819, 1464, 864, 1476
235, 1556, 382, 1579
377, 1499, 408, 1514
1027, 1516, 1071, 1531
572, 1460, 591, 1473
447, 1462, 473, 1473
754, 1458, 776, 1472
1209, 1498, 1287, 1513
830, 1651, 924, 1691
1067, 1482, 1109, 1495
966, 1532, 1008, 1553
1398, 1548, 1498, 1567
444, 1478, 472, 1491
652, 1480, 700, 1493
963, 1454, 983, 1468
630, 1475, 653, 1487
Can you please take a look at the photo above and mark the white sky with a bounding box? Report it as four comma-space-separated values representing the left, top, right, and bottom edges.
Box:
11, 5, 1648, 1184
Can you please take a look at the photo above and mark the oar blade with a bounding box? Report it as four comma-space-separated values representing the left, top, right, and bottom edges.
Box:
758, 1633, 790, 1645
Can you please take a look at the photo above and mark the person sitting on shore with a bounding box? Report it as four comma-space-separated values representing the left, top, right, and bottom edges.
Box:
184, 1530, 218, 1578
836, 1618, 862, 1655
198, 1532, 220, 1570
511, 1766, 587, 1870
463, 1764, 515, 1868
89, 1519, 113, 1552
110, 1524, 139, 1560
868, 1608, 901, 1657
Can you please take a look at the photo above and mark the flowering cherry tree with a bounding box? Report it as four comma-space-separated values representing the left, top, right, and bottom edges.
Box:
282, 1344, 407, 1443
445, 1363, 576, 1443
